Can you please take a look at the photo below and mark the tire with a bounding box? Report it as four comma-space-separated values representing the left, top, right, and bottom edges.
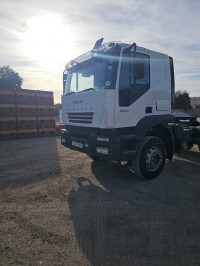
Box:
187, 144, 193, 151
87, 154, 100, 161
133, 136, 166, 179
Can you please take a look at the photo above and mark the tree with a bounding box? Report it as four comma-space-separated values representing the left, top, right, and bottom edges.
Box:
54, 103, 61, 116
0, 66, 23, 90
173, 90, 192, 111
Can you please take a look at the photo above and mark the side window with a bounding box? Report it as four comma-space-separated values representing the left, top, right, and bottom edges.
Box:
134, 53, 150, 85
119, 52, 150, 107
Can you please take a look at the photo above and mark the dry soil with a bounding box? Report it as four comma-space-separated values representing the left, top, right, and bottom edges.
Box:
0, 136, 200, 266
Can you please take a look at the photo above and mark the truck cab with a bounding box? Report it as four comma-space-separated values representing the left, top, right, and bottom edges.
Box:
61, 39, 192, 179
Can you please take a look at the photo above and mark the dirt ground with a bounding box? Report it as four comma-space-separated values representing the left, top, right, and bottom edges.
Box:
0, 136, 200, 266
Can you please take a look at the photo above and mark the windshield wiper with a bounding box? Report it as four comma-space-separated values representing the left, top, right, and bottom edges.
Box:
66, 91, 76, 96
78, 88, 95, 93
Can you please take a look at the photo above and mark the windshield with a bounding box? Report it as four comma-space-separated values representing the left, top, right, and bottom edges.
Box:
64, 46, 120, 95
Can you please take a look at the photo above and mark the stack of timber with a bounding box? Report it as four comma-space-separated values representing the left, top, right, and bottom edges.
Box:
0, 89, 55, 140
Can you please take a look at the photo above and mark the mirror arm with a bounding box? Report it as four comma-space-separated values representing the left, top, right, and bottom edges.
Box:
124, 43, 137, 87
124, 42, 136, 54
123, 43, 137, 104
63, 72, 67, 95
133, 43, 136, 86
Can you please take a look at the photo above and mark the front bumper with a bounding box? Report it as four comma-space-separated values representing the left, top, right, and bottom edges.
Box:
61, 129, 137, 161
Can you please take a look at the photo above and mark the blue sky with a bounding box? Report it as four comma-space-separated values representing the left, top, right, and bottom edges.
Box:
0, 0, 200, 103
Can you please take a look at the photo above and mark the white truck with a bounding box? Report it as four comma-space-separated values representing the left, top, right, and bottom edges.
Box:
61, 38, 200, 179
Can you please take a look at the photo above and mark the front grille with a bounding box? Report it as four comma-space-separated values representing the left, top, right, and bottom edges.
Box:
67, 112, 94, 124
67, 125, 95, 139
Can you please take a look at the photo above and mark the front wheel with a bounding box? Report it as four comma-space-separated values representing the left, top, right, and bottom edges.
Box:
133, 136, 166, 179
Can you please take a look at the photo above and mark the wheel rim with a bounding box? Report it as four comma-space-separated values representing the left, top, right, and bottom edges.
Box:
145, 146, 163, 171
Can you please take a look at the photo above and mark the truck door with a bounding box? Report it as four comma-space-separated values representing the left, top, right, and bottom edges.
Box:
115, 50, 152, 128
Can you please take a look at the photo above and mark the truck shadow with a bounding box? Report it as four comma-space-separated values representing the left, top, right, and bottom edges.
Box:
68, 157, 200, 265
68, 175, 143, 266
0, 136, 61, 191
178, 148, 200, 166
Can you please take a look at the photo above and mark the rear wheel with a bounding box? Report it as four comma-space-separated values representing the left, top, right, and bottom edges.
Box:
133, 136, 166, 179
186, 142, 193, 151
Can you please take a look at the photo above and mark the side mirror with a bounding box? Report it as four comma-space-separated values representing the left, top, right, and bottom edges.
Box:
63, 73, 67, 95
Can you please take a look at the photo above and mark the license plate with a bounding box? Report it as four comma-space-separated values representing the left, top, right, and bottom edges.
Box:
72, 141, 83, 148
96, 146, 109, 155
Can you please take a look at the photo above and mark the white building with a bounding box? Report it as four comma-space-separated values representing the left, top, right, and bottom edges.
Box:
191, 97, 200, 109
